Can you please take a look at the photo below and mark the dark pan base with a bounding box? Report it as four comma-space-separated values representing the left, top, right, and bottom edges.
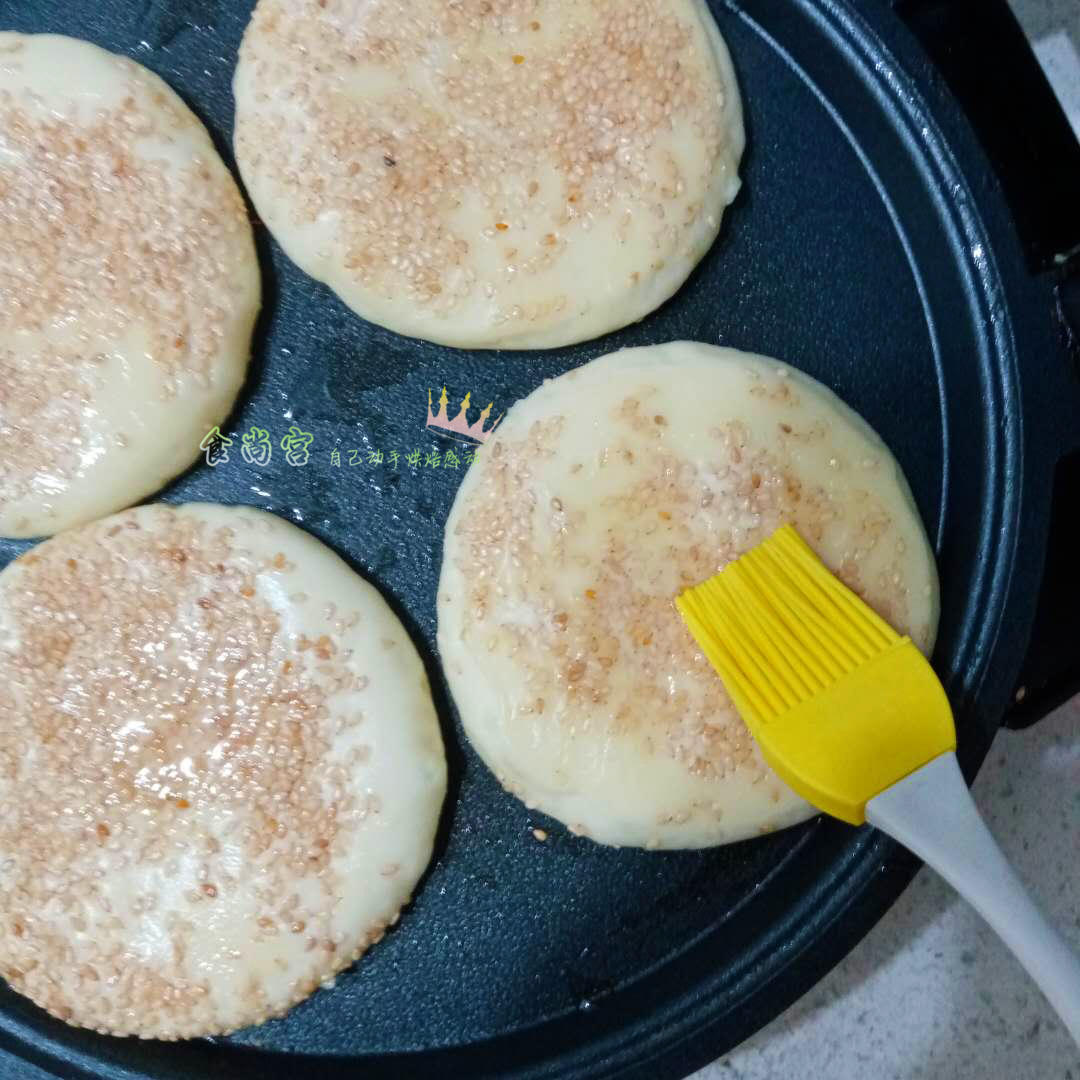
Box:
0, 0, 1069, 1077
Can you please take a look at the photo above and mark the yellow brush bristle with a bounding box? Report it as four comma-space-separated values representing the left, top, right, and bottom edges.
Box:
677, 524, 955, 825
678, 526, 899, 726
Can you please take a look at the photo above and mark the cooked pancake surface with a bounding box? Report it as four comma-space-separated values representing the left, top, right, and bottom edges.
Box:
438, 342, 939, 848
233, 0, 742, 348
0, 504, 446, 1037
0, 33, 259, 538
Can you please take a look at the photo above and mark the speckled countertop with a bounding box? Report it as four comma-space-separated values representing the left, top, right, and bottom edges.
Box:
694, 8, 1080, 1078
693, 697, 1080, 1080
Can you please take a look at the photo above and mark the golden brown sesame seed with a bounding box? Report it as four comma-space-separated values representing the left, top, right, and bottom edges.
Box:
0, 504, 418, 1038
0, 47, 254, 514
448, 374, 921, 794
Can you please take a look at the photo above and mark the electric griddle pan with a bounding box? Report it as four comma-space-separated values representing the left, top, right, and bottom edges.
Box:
0, 0, 1078, 1076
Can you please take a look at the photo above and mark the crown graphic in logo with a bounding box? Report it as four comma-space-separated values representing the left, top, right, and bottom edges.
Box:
426, 387, 503, 444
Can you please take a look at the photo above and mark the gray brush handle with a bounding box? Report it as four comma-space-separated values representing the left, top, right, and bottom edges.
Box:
867, 750, 1080, 1044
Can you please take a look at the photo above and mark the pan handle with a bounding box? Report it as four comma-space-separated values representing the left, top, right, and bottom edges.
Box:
1006, 443, 1080, 728
895, 0, 1080, 270
897, 0, 1080, 726
1007, 258, 1080, 728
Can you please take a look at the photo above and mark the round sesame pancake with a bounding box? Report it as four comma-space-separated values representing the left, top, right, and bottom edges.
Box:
438, 342, 939, 849
0, 503, 446, 1038
0, 34, 260, 539
232, 0, 742, 349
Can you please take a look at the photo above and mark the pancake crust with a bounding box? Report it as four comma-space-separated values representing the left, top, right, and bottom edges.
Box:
0, 33, 260, 538
0, 504, 446, 1037
233, 0, 743, 348
438, 342, 939, 849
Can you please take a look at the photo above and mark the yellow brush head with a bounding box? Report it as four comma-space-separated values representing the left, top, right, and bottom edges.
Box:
676, 524, 955, 825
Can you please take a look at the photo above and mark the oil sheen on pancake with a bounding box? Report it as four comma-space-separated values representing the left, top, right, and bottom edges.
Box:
0, 34, 260, 538
0, 504, 446, 1037
438, 342, 939, 849
233, 0, 743, 349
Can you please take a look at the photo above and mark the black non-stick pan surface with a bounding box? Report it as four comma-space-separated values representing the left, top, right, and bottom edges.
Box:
1, 0, 1079, 1077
